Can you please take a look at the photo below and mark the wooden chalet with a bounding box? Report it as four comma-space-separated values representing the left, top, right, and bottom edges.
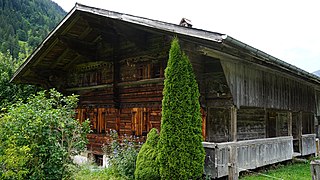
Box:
11, 4, 320, 178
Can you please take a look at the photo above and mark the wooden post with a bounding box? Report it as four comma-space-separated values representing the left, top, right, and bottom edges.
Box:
298, 111, 303, 153
288, 111, 292, 136
265, 108, 268, 138
228, 145, 238, 180
112, 36, 120, 109
311, 160, 320, 180
229, 106, 238, 180
230, 106, 237, 142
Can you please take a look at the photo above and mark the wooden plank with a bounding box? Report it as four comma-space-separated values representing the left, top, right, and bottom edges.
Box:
311, 160, 320, 180
288, 112, 293, 136
230, 106, 237, 142
228, 145, 238, 180
298, 111, 303, 153
220, 60, 316, 112
66, 84, 113, 91
301, 134, 316, 156
203, 136, 293, 178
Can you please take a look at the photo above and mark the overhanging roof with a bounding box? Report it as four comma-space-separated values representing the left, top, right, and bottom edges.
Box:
11, 3, 320, 86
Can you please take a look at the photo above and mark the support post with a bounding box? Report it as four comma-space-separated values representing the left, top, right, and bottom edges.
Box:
265, 108, 268, 138
298, 111, 303, 153
311, 160, 320, 180
288, 111, 292, 136
228, 145, 238, 180
229, 106, 238, 179
230, 106, 237, 142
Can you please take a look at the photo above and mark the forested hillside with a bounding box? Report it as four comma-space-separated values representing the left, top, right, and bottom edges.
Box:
0, 0, 65, 59
0, 0, 66, 108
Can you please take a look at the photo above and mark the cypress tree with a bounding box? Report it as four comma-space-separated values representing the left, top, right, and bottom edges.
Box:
158, 38, 205, 179
134, 128, 160, 180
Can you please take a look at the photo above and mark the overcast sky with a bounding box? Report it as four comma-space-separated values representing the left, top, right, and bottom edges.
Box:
51, 0, 320, 73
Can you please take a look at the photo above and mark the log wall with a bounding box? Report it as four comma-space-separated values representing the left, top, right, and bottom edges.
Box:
237, 108, 266, 140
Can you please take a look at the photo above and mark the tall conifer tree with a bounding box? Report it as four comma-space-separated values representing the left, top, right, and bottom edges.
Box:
158, 38, 205, 179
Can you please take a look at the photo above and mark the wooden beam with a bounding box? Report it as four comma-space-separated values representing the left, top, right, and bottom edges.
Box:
288, 111, 293, 136
63, 54, 81, 71
65, 84, 113, 91
50, 49, 70, 68
264, 108, 268, 138
58, 35, 97, 60
230, 106, 237, 142
118, 78, 164, 87
33, 39, 60, 66
113, 36, 120, 109
113, 22, 148, 50
61, 14, 81, 35
228, 145, 238, 180
298, 111, 303, 153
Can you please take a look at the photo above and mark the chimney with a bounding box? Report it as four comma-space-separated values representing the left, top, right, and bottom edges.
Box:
179, 18, 192, 28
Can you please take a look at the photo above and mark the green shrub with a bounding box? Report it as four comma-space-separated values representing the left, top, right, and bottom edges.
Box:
103, 130, 141, 180
134, 128, 160, 180
157, 37, 205, 179
0, 89, 90, 179
72, 163, 125, 180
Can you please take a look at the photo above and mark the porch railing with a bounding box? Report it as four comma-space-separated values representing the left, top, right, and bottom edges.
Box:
203, 136, 293, 178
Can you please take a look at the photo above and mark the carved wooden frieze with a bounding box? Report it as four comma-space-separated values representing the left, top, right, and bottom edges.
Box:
66, 61, 113, 88
119, 55, 163, 82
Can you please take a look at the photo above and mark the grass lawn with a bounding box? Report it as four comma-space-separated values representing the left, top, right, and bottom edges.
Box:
240, 161, 311, 180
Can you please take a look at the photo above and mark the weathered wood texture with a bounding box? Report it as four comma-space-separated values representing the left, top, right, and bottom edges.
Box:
236, 136, 293, 170
311, 160, 320, 180
203, 136, 293, 179
76, 107, 162, 135
316, 91, 320, 116
76, 105, 206, 154
266, 111, 289, 138
201, 56, 233, 108
302, 112, 315, 134
237, 108, 265, 140
221, 60, 316, 112
206, 108, 230, 142
301, 134, 316, 156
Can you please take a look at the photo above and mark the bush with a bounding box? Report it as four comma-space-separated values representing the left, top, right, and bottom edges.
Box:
72, 163, 125, 180
0, 89, 90, 179
103, 130, 142, 180
157, 38, 205, 179
134, 128, 160, 180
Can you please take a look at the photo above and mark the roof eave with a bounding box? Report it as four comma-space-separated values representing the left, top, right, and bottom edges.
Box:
10, 3, 225, 84
10, 4, 80, 83
222, 35, 320, 85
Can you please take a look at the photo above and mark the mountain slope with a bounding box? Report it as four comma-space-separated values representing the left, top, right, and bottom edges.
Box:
313, 70, 320, 77
0, 0, 66, 58
0, 0, 66, 108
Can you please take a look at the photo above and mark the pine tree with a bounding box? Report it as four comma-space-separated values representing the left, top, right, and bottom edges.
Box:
158, 38, 205, 179
134, 128, 160, 180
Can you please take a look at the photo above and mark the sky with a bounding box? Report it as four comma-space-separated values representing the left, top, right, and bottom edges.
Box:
51, 0, 320, 73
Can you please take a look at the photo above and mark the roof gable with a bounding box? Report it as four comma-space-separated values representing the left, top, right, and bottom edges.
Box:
11, 3, 320, 87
